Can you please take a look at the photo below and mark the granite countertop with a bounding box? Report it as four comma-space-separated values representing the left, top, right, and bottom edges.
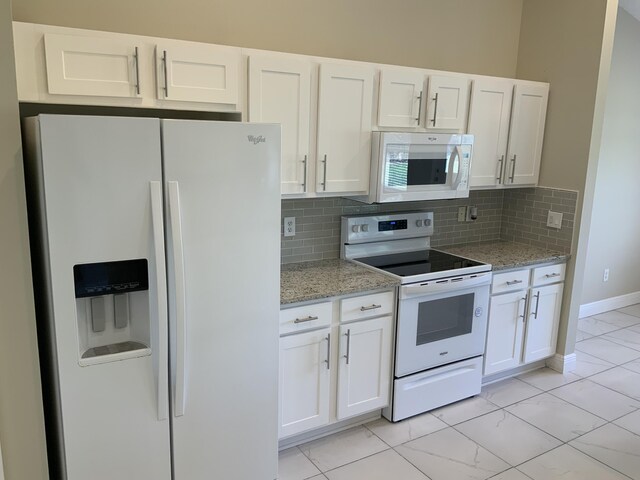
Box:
439, 241, 570, 271
281, 259, 399, 305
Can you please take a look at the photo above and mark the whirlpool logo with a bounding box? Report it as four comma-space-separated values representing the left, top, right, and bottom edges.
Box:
247, 135, 266, 145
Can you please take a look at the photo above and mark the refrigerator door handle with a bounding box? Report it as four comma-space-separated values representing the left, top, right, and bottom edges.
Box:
168, 181, 187, 417
150, 181, 169, 421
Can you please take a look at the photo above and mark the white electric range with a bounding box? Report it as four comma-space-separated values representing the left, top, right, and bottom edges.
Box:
341, 212, 492, 421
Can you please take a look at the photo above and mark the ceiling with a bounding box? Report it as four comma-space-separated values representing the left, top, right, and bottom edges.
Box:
620, 0, 640, 21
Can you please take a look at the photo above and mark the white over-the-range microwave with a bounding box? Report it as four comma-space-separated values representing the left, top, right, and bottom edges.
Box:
354, 132, 474, 204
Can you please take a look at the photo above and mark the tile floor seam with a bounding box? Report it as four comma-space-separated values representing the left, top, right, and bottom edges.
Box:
542, 384, 637, 425
565, 424, 637, 480
315, 447, 392, 475
575, 336, 640, 362
389, 445, 435, 480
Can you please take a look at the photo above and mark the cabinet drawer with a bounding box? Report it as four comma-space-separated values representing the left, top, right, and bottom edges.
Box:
279, 302, 332, 335
340, 291, 394, 323
491, 269, 530, 294
532, 263, 566, 287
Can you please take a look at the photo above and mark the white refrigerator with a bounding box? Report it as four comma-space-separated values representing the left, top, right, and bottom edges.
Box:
23, 115, 281, 480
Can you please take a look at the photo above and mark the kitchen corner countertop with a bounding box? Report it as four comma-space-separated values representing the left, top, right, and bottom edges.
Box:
439, 241, 570, 271
281, 259, 399, 305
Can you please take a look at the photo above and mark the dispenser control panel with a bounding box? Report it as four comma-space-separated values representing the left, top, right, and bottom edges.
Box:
73, 259, 149, 298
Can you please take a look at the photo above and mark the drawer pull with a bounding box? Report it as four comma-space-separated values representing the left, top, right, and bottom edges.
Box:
293, 315, 319, 324
506, 280, 523, 286
545, 273, 561, 279
360, 304, 382, 312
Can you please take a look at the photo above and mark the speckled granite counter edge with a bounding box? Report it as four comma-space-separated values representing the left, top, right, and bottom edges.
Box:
280, 259, 400, 306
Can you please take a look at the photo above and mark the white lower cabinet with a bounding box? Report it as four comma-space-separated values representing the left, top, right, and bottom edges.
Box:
279, 328, 331, 438
279, 290, 394, 439
337, 316, 393, 420
484, 264, 565, 376
523, 283, 564, 363
484, 291, 527, 375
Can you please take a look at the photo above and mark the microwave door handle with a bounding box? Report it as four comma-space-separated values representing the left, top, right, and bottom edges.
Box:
450, 146, 462, 187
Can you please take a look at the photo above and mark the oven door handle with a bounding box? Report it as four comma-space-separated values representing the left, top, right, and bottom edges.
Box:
400, 273, 492, 299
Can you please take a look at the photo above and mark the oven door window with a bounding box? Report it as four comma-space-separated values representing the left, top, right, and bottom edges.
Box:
416, 293, 474, 345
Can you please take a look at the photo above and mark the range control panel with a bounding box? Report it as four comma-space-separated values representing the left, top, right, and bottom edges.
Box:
342, 212, 434, 244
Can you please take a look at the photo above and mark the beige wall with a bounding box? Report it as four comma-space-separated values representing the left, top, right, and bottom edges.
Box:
582, 8, 640, 305
516, 0, 618, 356
11, 0, 523, 77
0, 0, 49, 478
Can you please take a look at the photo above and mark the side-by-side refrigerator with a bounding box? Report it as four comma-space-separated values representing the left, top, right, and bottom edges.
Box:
23, 115, 281, 480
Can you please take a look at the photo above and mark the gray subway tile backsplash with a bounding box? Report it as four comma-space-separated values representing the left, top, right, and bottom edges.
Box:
281, 187, 578, 264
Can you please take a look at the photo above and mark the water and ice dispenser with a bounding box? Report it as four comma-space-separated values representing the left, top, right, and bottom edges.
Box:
74, 259, 151, 365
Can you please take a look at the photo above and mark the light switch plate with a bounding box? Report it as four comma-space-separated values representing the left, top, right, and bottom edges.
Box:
284, 217, 296, 237
547, 211, 563, 229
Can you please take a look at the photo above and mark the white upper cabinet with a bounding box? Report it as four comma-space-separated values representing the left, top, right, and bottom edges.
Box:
377, 70, 425, 128
426, 75, 470, 130
44, 33, 142, 98
155, 42, 239, 104
248, 56, 312, 195
316, 63, 373, 194
505, 84, 549, 186
467, 79, 514, 188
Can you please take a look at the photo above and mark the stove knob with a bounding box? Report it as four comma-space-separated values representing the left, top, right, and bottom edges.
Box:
424, 218, 432, 227
415, 220, 423, 227
361, 224, 369, 232
352, 225, 361, 233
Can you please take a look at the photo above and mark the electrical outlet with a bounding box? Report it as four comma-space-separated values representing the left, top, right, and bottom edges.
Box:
603, 268, 609, 282
547, 211, 563, 229
284, 217, 296, 237
457, 206, 467, 222
466, 205, 478, 222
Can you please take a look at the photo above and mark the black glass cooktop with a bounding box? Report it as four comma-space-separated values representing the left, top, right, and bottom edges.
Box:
355, 249, 484, 277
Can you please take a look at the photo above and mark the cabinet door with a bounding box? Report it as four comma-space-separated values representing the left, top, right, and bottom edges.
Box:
467, 79, 514, 188
317, 63, 373, 194
248, 56, 311, 195
156, 43, 239, 104
378, 70, 425, 128
279, 329, 331, 438
505, 83, 549, 185
523, 283, 563, 363
426, 75, 470, 131
484, 291, 527, 376
337, 316, 393, 420
44, 33, 141, 98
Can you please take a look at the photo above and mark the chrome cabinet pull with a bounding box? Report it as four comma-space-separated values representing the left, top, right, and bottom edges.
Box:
545, 273, 561, 279
133, 47, 141, 95
531, 291, 541, 319
344, 329, 351, 365
496, 155, 505, 183
509, 154, 517, 183
162, 50, 169, 98
324, 333, 331, 370
321, 154, 327, 191
506, 279, 523, 286
519, 294, 528, 322
293, 315, 318, 324
415, 91, 423, 123
430, 92, 439, 126
360, 304, 382, 312
301, 155, 308, 192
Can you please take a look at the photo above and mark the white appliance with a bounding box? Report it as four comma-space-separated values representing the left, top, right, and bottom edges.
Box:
23, 115, 281, 480
341, 212, 491, 421
355, 132, 473, 204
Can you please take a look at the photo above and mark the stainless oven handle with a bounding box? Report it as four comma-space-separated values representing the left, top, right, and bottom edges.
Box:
400, 273, 492, 299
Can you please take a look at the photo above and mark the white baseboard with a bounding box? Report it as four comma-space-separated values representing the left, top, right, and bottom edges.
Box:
546, 353, 577, 373
579, 291, 640, 318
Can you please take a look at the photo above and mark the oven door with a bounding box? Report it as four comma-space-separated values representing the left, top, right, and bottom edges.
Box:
395, 273, 491, 377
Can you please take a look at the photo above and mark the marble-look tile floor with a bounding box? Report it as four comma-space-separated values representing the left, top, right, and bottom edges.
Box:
278, 304, 640, 479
